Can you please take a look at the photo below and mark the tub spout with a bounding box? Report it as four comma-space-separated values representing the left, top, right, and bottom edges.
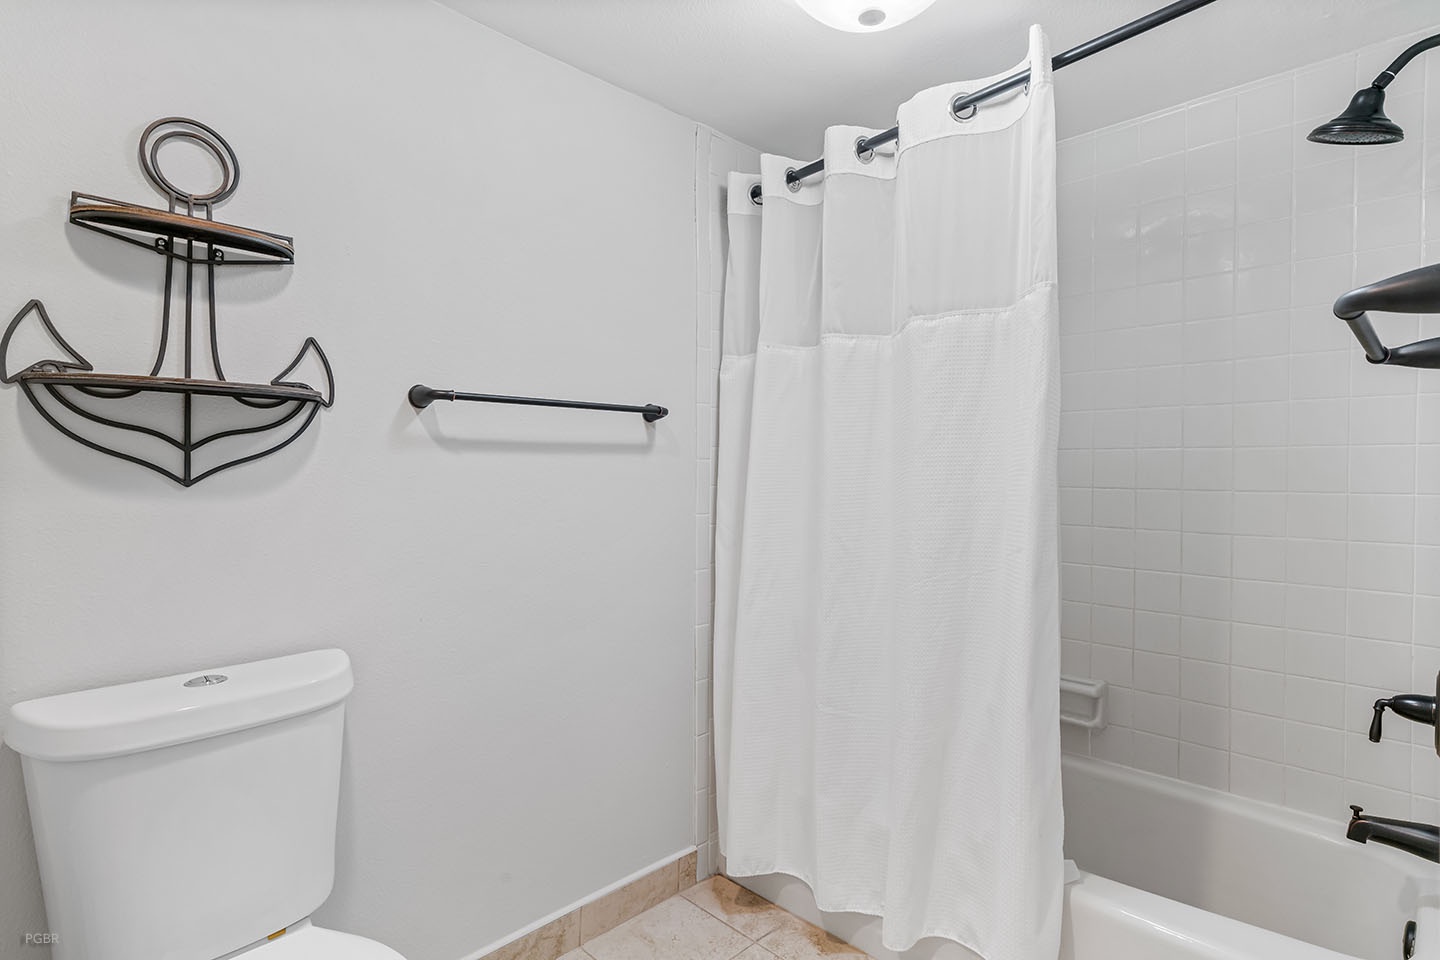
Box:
1347, 806, 1439, 863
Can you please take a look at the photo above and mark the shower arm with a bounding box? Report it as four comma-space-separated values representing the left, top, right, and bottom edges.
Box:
1333, 264, 1440, 369
1371, 34, 1440, 90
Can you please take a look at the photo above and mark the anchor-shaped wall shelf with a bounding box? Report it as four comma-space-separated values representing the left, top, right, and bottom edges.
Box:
2, 117, 333, 486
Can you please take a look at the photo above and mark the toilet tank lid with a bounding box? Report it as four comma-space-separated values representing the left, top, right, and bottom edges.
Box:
5, 649, 353, 762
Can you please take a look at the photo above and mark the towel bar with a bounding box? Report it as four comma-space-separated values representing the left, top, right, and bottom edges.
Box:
408, 384, 667, 422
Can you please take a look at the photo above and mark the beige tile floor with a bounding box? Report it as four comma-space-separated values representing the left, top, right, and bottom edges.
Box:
562, 876, 872, 960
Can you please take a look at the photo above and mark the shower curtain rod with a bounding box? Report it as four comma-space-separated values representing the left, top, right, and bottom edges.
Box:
782, 0, 1223, 188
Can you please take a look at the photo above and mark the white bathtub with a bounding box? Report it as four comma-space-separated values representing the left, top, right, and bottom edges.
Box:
734, 754, 1438, 960
1062, 754, 1438, 960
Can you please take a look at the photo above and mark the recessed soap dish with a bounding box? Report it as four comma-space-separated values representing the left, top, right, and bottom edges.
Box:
1060, 675, 1108, 730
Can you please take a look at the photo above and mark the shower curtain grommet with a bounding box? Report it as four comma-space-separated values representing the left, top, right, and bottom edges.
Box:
784, 168, 802, 191
854, 136, 875, 163
951, 91, 978, 121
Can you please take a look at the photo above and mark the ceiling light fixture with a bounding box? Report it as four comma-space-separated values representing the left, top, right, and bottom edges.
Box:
793, 0, 939, 33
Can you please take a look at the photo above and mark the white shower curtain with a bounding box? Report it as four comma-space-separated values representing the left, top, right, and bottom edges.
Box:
713, 26, 1063, 959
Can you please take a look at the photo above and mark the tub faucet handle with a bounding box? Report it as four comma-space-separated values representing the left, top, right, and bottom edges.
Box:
1368, 690, 1438, 743
1370, 700, 1387, 742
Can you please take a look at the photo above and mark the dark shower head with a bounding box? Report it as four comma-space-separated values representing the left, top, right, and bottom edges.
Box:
1307, 86, 1404, 145
1308, 33, 1439, 146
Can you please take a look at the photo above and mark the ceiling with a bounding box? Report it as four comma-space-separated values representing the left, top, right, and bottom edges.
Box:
435, 0, 1438, 159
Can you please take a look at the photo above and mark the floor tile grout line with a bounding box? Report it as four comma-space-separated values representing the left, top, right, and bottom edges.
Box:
679, 879, 771, 942
591, 879, 872, 960
683, 901, 761, 942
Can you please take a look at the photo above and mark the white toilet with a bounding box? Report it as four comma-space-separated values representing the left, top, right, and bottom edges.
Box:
6, 649, 405, 960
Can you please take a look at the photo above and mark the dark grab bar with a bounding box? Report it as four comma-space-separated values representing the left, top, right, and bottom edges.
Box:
1334, 263, 1440, 368
408, 384, 667, 422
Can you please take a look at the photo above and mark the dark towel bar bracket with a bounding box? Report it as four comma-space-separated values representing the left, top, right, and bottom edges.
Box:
1334, 263, 1440, 368
408, 384, 668, 422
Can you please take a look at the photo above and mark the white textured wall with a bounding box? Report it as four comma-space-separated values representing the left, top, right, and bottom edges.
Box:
1056, 26, 1440, 823
0, 3, 699, 959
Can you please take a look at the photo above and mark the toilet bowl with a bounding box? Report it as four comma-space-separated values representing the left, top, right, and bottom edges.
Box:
6, 649, 406, 960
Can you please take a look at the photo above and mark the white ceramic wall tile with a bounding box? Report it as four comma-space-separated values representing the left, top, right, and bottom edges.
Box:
1237, 77, 1293, 137
1138, 110, 1185, 162
1058, 28, 1440, 819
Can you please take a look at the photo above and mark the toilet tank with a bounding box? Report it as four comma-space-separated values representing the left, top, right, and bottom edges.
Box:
5, 649, 354, 960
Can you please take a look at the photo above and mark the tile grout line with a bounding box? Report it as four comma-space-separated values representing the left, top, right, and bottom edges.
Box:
679, 880, 764, 943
